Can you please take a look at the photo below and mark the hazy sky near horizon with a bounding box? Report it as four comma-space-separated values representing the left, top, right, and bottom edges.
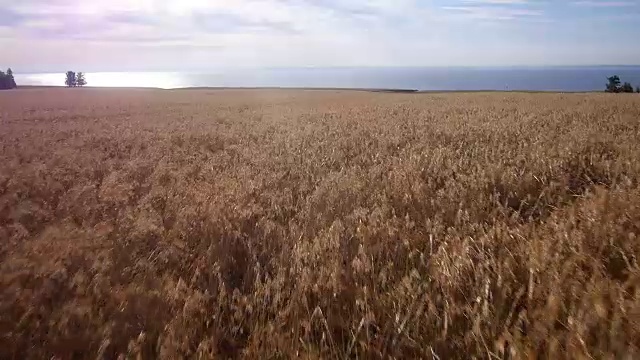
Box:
1, 0, 639, 72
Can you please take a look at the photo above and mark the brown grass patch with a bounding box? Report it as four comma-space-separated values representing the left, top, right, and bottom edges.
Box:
1, 89, 640, 359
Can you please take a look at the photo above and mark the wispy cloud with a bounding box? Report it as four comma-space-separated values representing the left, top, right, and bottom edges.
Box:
442, 0, 544, 21
443, 6, 542, 20
443, 0, 543, 21
461, 0, 531, 4
192, 11, 299, 35
0, 0, 638, 70
572, 1, 637, 6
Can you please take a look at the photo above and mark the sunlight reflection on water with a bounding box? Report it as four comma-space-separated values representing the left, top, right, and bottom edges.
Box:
17, 72, 185, 89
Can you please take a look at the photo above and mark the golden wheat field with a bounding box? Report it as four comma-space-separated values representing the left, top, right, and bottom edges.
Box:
1, 88, 640, 359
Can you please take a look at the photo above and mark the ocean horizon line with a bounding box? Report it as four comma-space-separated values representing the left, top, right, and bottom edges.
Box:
14, 64, 640, 75
13, 66, 640, 92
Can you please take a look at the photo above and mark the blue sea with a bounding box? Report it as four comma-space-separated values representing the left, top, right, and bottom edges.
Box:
15, 66, 640, 92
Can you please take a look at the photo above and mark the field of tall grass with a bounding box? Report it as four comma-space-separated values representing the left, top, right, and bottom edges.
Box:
1, 88, 640, 359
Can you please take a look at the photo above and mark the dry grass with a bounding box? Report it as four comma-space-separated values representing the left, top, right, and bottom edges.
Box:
1, 88, 640, 359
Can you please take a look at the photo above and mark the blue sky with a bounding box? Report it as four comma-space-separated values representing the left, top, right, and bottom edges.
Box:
0, 0, 639, 72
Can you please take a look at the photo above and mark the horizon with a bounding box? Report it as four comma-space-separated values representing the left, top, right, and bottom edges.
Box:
13, 66, 640, 91
1, 1, 640, 72
11, 64, 640, 76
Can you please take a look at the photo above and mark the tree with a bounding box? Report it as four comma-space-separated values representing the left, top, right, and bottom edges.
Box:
636, 86, 640, 94
0, 68, 18, 90
76, 72, 87, 87
65, 71, 77, 87
5, 68, 17, 89
622, 82, 634, 93
606, 75, 621, 93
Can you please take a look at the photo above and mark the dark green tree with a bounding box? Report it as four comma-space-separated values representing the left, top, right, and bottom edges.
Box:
606, 75, 621, 93
622, 82, 634, 93
5, 68, 17, 89
0, 68, 18, 90
76, 72, 87, 87
65, 71, 77, 87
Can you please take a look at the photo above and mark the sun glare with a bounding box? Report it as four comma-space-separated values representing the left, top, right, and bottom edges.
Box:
21, 72, 184, 89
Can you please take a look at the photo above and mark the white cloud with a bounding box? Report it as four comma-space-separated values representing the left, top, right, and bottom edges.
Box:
1, 0, 637, 70
572, 1, 637, 6
1, 0, 438, 64
462, 0, 531, 4
442, 5, 542, 20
